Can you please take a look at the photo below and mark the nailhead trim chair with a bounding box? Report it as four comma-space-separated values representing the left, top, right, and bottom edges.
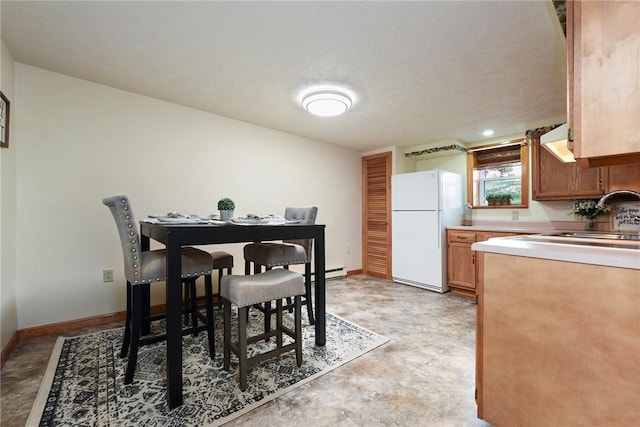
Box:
102, 195, 216, 384
243, 206, 318, 330
222, 269, 304, 391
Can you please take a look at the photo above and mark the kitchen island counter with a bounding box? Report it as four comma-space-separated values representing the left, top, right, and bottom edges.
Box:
474, 235, 640, 426
472, 234, 640, 270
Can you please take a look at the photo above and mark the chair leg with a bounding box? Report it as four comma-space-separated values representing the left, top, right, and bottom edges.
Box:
120, 281, 133, 358
183, 280, 190, 326
217, 268, 224, 300
276, 299, 283, 348
284, 265, 294, 313
204, 274, 215, 358
238, 306, 248, 391
189, 279, 199, 335
304, 262, 315, 325
295, 295, 302, 367
223, 300, 231, 371
124, 284, 142, 384
263, 266, 272, 334
141, 283, 151, 336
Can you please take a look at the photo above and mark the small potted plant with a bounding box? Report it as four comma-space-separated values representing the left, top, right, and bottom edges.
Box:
217, 197, 235, 221
485, 192, 497, 206
501, 193, 512, 206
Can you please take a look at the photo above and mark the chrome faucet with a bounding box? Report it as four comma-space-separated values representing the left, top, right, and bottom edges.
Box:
596, 190, 640, 237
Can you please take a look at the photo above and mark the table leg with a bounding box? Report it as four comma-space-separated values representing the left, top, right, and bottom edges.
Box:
166, 239, 183, 408
140, 234, 151, 335
314, 229, 326, 346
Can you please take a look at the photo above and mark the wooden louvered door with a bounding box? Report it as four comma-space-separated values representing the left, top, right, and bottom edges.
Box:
362, 152, 392, 279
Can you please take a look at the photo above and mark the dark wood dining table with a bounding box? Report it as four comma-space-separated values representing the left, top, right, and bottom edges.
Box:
139, 221, 326, 409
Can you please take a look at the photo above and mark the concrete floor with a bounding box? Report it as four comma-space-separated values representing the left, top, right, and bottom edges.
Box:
1, 275, 492, 426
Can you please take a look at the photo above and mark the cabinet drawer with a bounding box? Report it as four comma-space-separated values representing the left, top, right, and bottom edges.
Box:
448, 232, 477, 243
477, 232, 516, 242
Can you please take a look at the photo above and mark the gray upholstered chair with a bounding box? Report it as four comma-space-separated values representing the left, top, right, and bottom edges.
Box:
102, 195, 216, 384
222, 269, 304, 391
243, 206, 318, 328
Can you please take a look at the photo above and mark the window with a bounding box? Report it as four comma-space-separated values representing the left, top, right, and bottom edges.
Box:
467, 139, 529, 208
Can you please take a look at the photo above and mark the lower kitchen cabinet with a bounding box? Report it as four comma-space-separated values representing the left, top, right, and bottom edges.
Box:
447, 230, 520, 297
476, 252, 640, 425
447, 231, 476, 294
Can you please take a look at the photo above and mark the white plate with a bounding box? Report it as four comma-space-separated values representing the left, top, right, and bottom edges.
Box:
231, 217, 271, 225
153, 216, 203, 223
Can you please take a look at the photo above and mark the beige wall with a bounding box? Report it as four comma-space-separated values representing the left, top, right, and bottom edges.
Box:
12, 63, 362, 329
1, 40, 18, 350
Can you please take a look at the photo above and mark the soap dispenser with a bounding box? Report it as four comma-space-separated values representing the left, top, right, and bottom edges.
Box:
463, 203, 473, 226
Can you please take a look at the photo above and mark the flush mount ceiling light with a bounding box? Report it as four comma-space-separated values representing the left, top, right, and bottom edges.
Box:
302, 90, 352, 117
481, 129, 495, 137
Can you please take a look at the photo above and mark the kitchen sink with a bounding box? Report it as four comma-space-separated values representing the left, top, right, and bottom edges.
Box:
520, 231, 640, 250
543, 231, 640, 241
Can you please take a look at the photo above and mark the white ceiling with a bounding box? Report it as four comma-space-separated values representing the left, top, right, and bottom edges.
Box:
1, 0, 568, 152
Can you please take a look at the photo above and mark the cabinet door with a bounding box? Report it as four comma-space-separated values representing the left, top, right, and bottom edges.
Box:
447, 231, 476, 290
569, 0, 640, 167
606, 164, 640, 193
448, 242, 475, 289
532, 136, 603, 200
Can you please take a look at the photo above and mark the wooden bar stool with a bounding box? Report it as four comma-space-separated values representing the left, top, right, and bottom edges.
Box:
221, 269, 304, 391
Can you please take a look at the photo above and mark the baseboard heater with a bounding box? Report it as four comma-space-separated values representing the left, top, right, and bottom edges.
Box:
311, 266, 346, 281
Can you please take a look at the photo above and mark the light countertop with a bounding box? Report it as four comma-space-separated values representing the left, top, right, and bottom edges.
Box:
472, 235, 640, 270
447, 220, 596, 234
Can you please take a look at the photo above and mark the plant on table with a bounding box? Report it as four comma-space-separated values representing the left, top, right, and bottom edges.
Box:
217, 198, 235, 211
217, 197, 235, 221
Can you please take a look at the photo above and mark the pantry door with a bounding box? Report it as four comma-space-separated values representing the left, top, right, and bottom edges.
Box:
361, 152, 392, 279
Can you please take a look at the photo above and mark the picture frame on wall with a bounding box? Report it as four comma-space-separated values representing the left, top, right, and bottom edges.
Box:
0, 91, 9, 148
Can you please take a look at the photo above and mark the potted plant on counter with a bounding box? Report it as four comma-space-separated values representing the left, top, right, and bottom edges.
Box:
568, 199, 611, 231
485, 192, 498, 206
217, 197, 235, 221
500, 193, 512, 206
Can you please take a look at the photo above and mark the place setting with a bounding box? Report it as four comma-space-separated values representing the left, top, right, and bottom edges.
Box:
144, 212, 303, 226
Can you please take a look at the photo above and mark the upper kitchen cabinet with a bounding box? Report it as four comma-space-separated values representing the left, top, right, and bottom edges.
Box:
531, 132, 603, 200
531, 128, 640, 200
606, 164, 640, 193
568, 0, 640, 167
532, 131, 640, 200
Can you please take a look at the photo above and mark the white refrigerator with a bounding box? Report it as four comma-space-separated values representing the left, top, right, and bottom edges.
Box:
391, 169, 462, 293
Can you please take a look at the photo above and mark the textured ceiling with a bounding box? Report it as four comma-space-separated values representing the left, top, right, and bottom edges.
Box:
1, 1, 568, 152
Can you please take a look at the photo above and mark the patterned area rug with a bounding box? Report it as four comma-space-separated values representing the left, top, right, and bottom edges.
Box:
27, 311, 388, 426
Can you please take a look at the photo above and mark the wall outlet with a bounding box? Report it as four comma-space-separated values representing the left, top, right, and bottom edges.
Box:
346, 246, 351, 254
103, 269, 114, 282
511, 210, 519, 221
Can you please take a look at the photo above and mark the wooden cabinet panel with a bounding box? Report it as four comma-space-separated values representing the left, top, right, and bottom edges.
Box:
477, 253, 640, 425
568, 0, 640, 167
531, 135, 604, 200
606, 164, 640, 193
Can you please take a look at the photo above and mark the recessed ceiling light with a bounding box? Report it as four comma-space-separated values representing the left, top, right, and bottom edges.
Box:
482, 129, 495, 137
302, 90, 352, 117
